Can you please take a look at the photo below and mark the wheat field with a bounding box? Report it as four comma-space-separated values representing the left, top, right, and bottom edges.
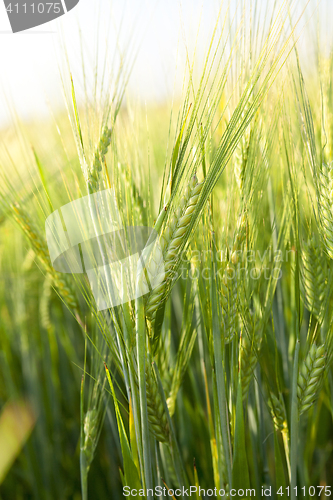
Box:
0, 1, 333, 499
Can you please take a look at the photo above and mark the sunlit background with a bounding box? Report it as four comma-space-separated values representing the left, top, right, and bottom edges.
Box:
0, 0, 332, 127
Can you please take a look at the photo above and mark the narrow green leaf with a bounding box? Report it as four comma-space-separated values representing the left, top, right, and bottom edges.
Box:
129, 396, 140, 476
32, 147, 54, 212
119, 468, 126, 487
153, 362, 189, 489
232, 376, 251, 492
171, 103, 192, 193
200, 123, 207, 178
274, 430, 287, 491
194, 460, 200, 500
104, 364, 141, 491
135, 295, 152, 491
210, 237, 233, 487
290, 340, 300, 500
203, 363, 221, 491
70, 74, 84, 152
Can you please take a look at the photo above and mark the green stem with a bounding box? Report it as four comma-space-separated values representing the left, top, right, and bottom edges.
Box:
211, 256, 233, 487
80, 453, 88, 500
135, 295, 152, 491
122, 304, 145, 481
153, 362, 189, 489
282, 431, 291, 481
290, 339, 300, 497
80, 352, 88, 500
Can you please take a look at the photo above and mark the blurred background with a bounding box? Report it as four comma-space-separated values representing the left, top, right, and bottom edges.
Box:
0, 0, 332, 128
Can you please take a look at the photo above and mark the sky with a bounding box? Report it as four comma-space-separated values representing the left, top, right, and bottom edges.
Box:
0, 0, 332, 127
0, 0, 215, 125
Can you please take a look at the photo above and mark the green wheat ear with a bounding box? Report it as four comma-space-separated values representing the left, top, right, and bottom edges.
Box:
301, 235, 327, 322
82, 408, 100, 470
12, 204, 79, 312
145, 175, 203, 328
268, 393, 287, 433
297, 344, 326, 415
88, 126, 112, 193
240, 310, 263, 402
317, 162, 333, 259
220, 212, 247, 343
145, 360, 170, 443
234, 128, 251, 195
